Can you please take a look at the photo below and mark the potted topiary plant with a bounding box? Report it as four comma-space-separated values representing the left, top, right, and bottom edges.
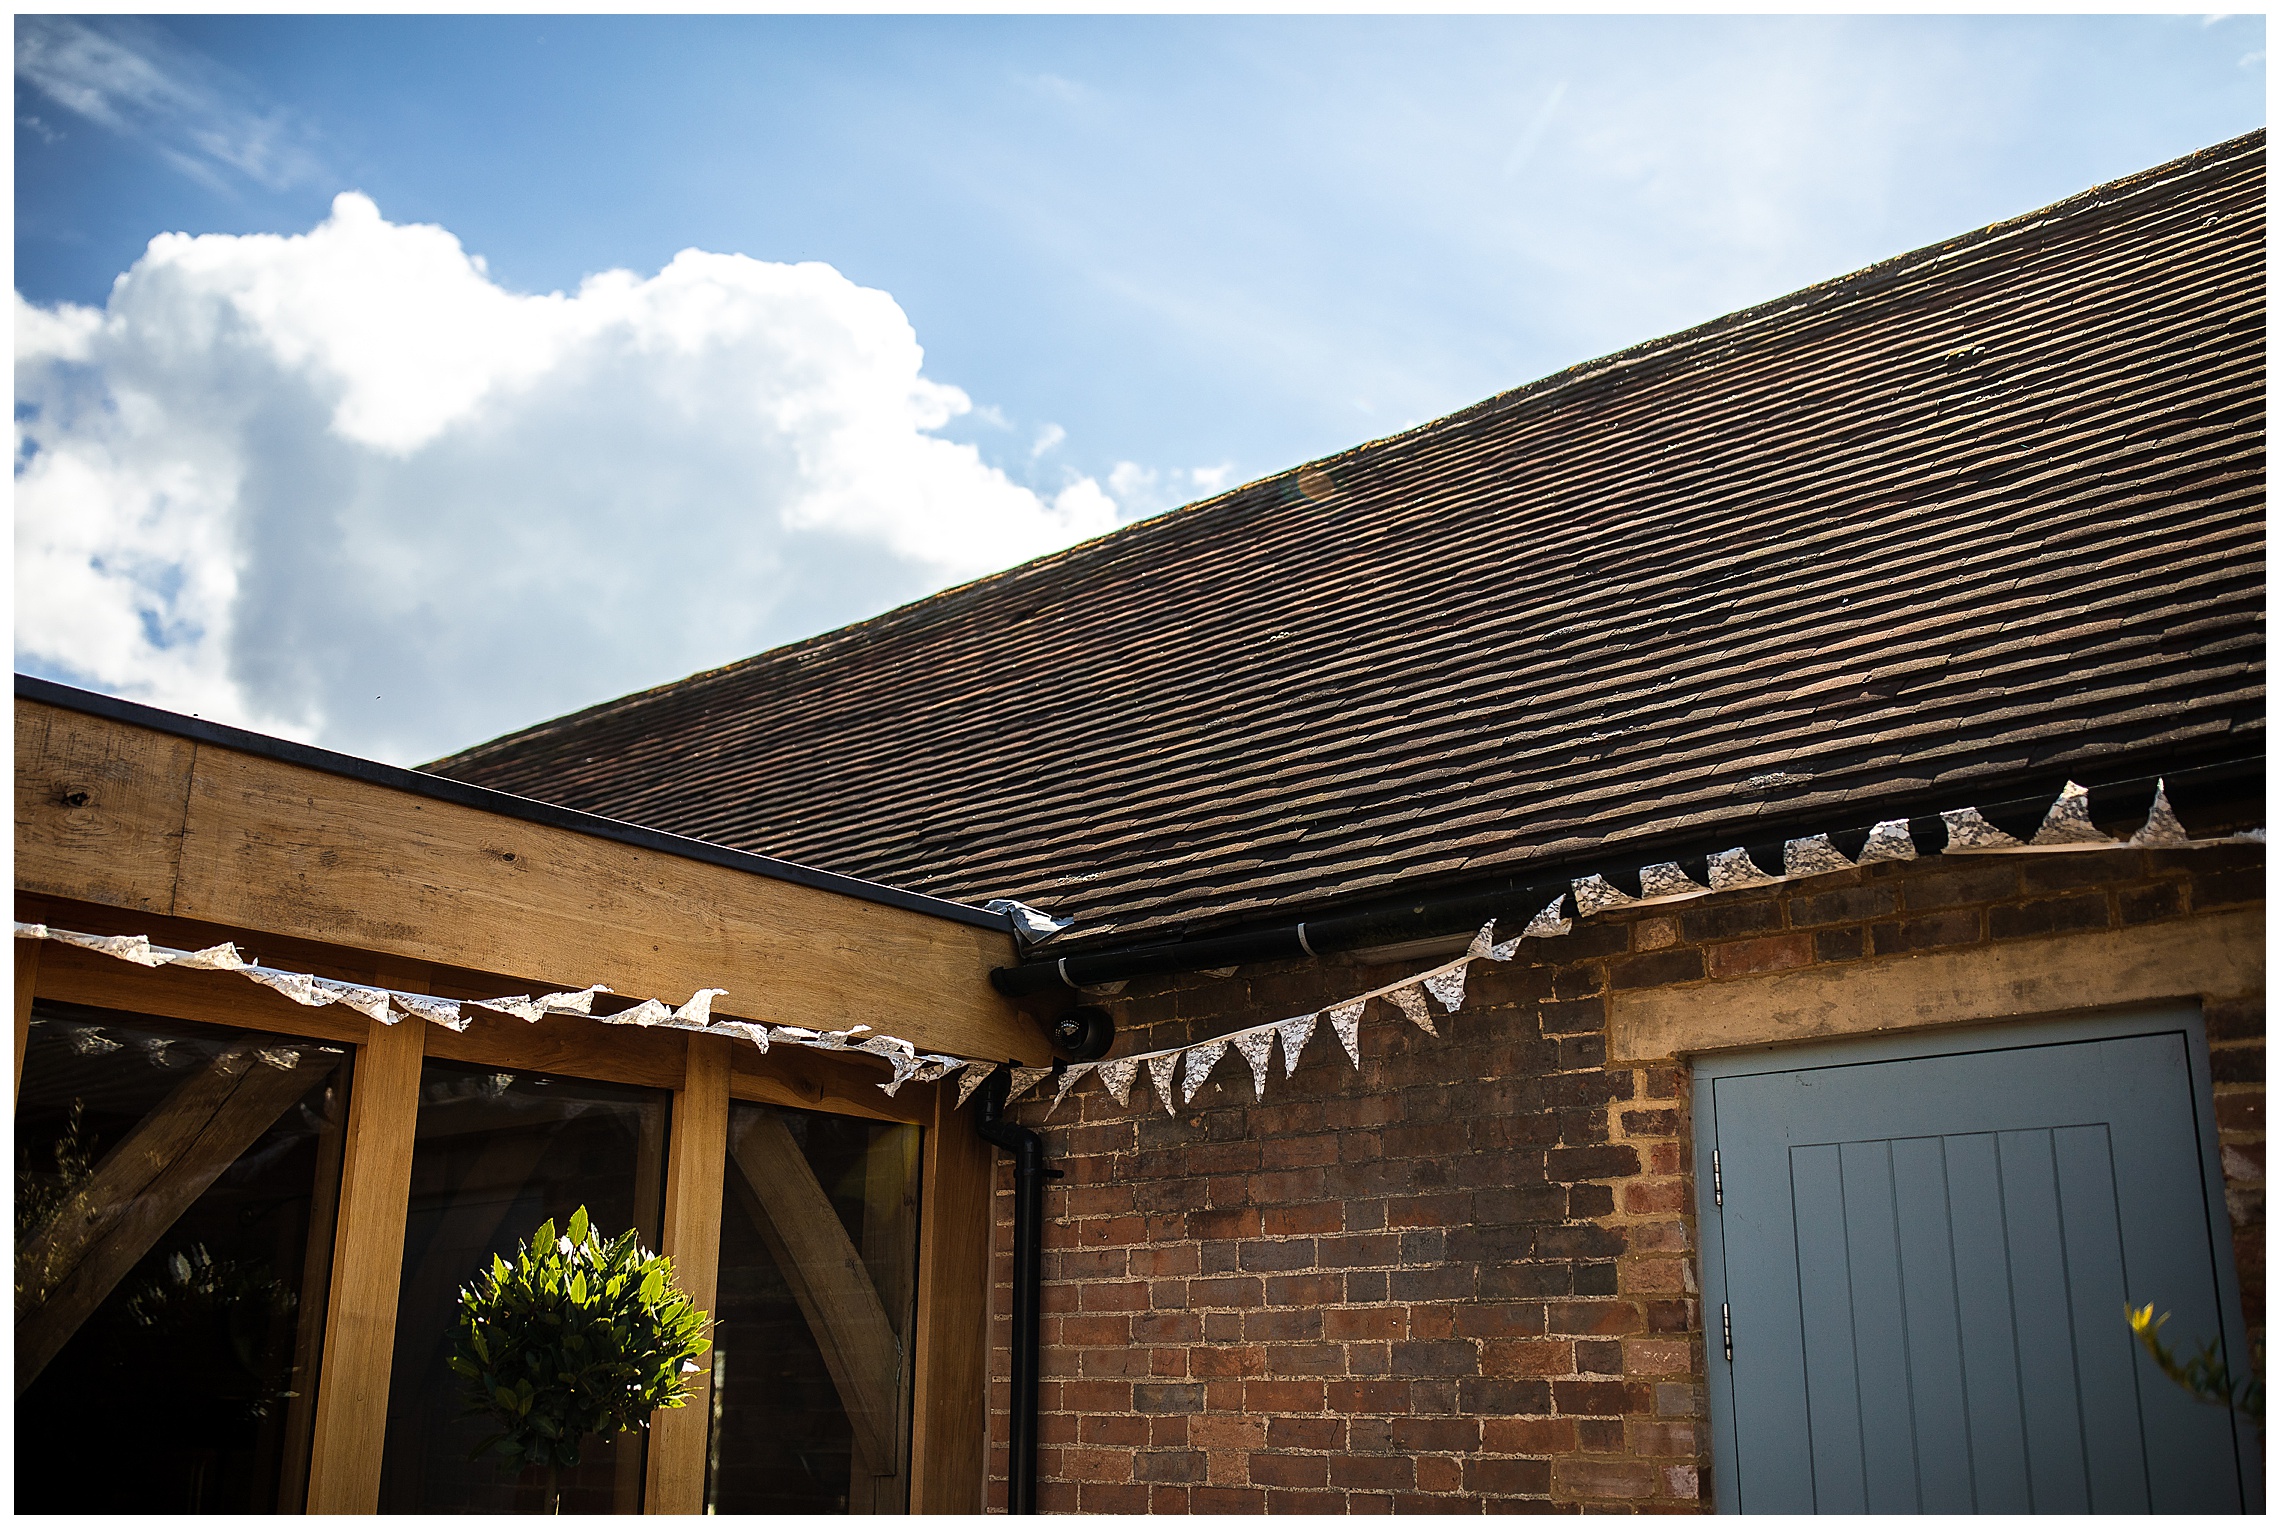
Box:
450, 1207, 711, 1513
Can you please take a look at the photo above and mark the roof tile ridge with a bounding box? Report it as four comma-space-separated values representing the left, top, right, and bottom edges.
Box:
428, 128, 2264, 778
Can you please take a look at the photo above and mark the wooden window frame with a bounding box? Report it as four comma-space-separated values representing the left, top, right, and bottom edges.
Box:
15, 899, 991, 1515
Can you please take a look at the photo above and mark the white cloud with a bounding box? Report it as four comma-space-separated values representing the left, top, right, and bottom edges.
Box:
1102, 460, 1234, 520
15, 16, 322, 191
15, 194, 1127, 763
1031, 422, 1067, 457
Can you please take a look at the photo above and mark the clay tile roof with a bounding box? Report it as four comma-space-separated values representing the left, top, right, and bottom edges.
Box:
428, 132, 2266, 947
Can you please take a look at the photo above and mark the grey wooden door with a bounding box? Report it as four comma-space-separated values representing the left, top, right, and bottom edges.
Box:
1696, 1010, 2256, 1513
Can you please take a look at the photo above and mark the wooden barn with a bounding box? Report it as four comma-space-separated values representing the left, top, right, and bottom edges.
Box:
16, 131, 2265, 1513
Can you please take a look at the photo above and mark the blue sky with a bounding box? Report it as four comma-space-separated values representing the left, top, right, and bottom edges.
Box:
14, 14, 2266, 763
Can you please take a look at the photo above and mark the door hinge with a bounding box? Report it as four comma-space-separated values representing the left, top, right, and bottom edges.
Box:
1721, 1302, 1732, 1363
1712, 1147, 1722, 1207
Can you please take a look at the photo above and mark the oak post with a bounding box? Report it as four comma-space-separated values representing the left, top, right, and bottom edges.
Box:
910, 1079, 992, 1512
305, 1013, 426, 1512
644, 1032, 732, 1514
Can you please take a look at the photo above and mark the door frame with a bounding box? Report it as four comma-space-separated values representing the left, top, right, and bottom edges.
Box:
1690, 1003, 2258, 1514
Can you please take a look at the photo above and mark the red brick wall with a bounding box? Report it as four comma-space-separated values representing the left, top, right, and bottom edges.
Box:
985, 845, 2263, 1512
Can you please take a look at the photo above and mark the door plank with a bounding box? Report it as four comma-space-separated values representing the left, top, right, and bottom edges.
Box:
1887, 1136, 1974, 1513
1836, 1140, 1919, 1513
2051, 1123, 2151, 1512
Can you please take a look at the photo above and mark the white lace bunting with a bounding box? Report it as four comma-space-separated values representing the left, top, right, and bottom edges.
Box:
1045, 1063, 1093, 1117
1940, 807, 2024, 852
1782, 834, 1854, 877
1181, 1040, 1228, 1105
1146, 1052, 1183, 1115
1096, 1056, 1141, 1107
955, 1060, 998, 1108
1276, 1013, 1317, 1075
1708, 847, 1780, 891
1422, 965, 1468, 1013
1858, 818, 1919, 862
2031, 780, 2112, 846
1004, 1066, 1054, 1107
1327, 1001, 1366, 1068
1233, 1031, 1275, 1099
1521, 895, 1572, 939
2131, 779, 2192, 846
1387, 985, 1437, 1036
1570, 875, 1636, 916
1638, 862, 1709, 900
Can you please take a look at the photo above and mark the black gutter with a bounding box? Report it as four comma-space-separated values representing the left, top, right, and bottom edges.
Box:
991, 754, 2263, 997
973, 1067, 1059, 1514
17, 673, 1011, 934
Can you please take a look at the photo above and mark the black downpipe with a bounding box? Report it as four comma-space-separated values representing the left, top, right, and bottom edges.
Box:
975, 1067, 1059, 1513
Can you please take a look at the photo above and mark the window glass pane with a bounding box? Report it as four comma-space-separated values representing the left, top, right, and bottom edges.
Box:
705, 1102, 923, 1514
377, 1059, 669, 1514
15, 1001, 352, 1513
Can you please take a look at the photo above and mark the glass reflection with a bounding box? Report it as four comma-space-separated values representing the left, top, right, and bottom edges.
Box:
377, 1060, 669, 1514
704, 1102, 922, 1514
15, 1002, 351, 1513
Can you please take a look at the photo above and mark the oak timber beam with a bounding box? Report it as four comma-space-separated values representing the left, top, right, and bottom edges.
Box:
16, 1038, 323, 1392
15, 699, 1046, 1063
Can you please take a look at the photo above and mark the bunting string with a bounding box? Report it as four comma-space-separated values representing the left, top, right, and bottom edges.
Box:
15, 778, 2257, 1113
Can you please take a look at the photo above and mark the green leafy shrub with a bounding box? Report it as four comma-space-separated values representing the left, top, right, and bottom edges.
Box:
451, 1207, 710, 1499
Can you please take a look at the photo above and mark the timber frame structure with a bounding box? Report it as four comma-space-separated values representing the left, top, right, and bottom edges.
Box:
14, 677, 1047, 1513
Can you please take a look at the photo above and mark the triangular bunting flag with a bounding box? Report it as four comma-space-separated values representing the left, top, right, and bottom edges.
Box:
1638, 862, 1709, 900
2130, 779, 2192, 846
246, 968, 324, 1007
1233, 1030, 1274, 1099
1570, 875, 1636, 917
1782, 834, 1854, 877
391, 992, 465, 1030
2031, 781, 2112, 847
1146, 1053, 1182, 1115
1181, 1041, 1227, 1105
1045, 1063, 1093, 1117
1858, 818, 1918, 862
171, 942, 250, 971
535, 985, 613, 1017
714, 1020, 773, 1054
1096, 1056, 1141, 1107
1387, 985, 1437, 1036
955, 1060, 997, 1108
1467, 920, 1526, 961
1004, 1066, 1054, 1106
57, 930, 165, 966
1326, 1001, 1366, 1068
1521, 895, 1572, 939
1941, 807, 2024, 852
1707, 847, 1780, 891
312, 978, 392, 1023
669, 988, 728, 1026
1422, 965, 1467, 1013
1276, 1012, 1317, 1075
602, 998, 675, 1026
